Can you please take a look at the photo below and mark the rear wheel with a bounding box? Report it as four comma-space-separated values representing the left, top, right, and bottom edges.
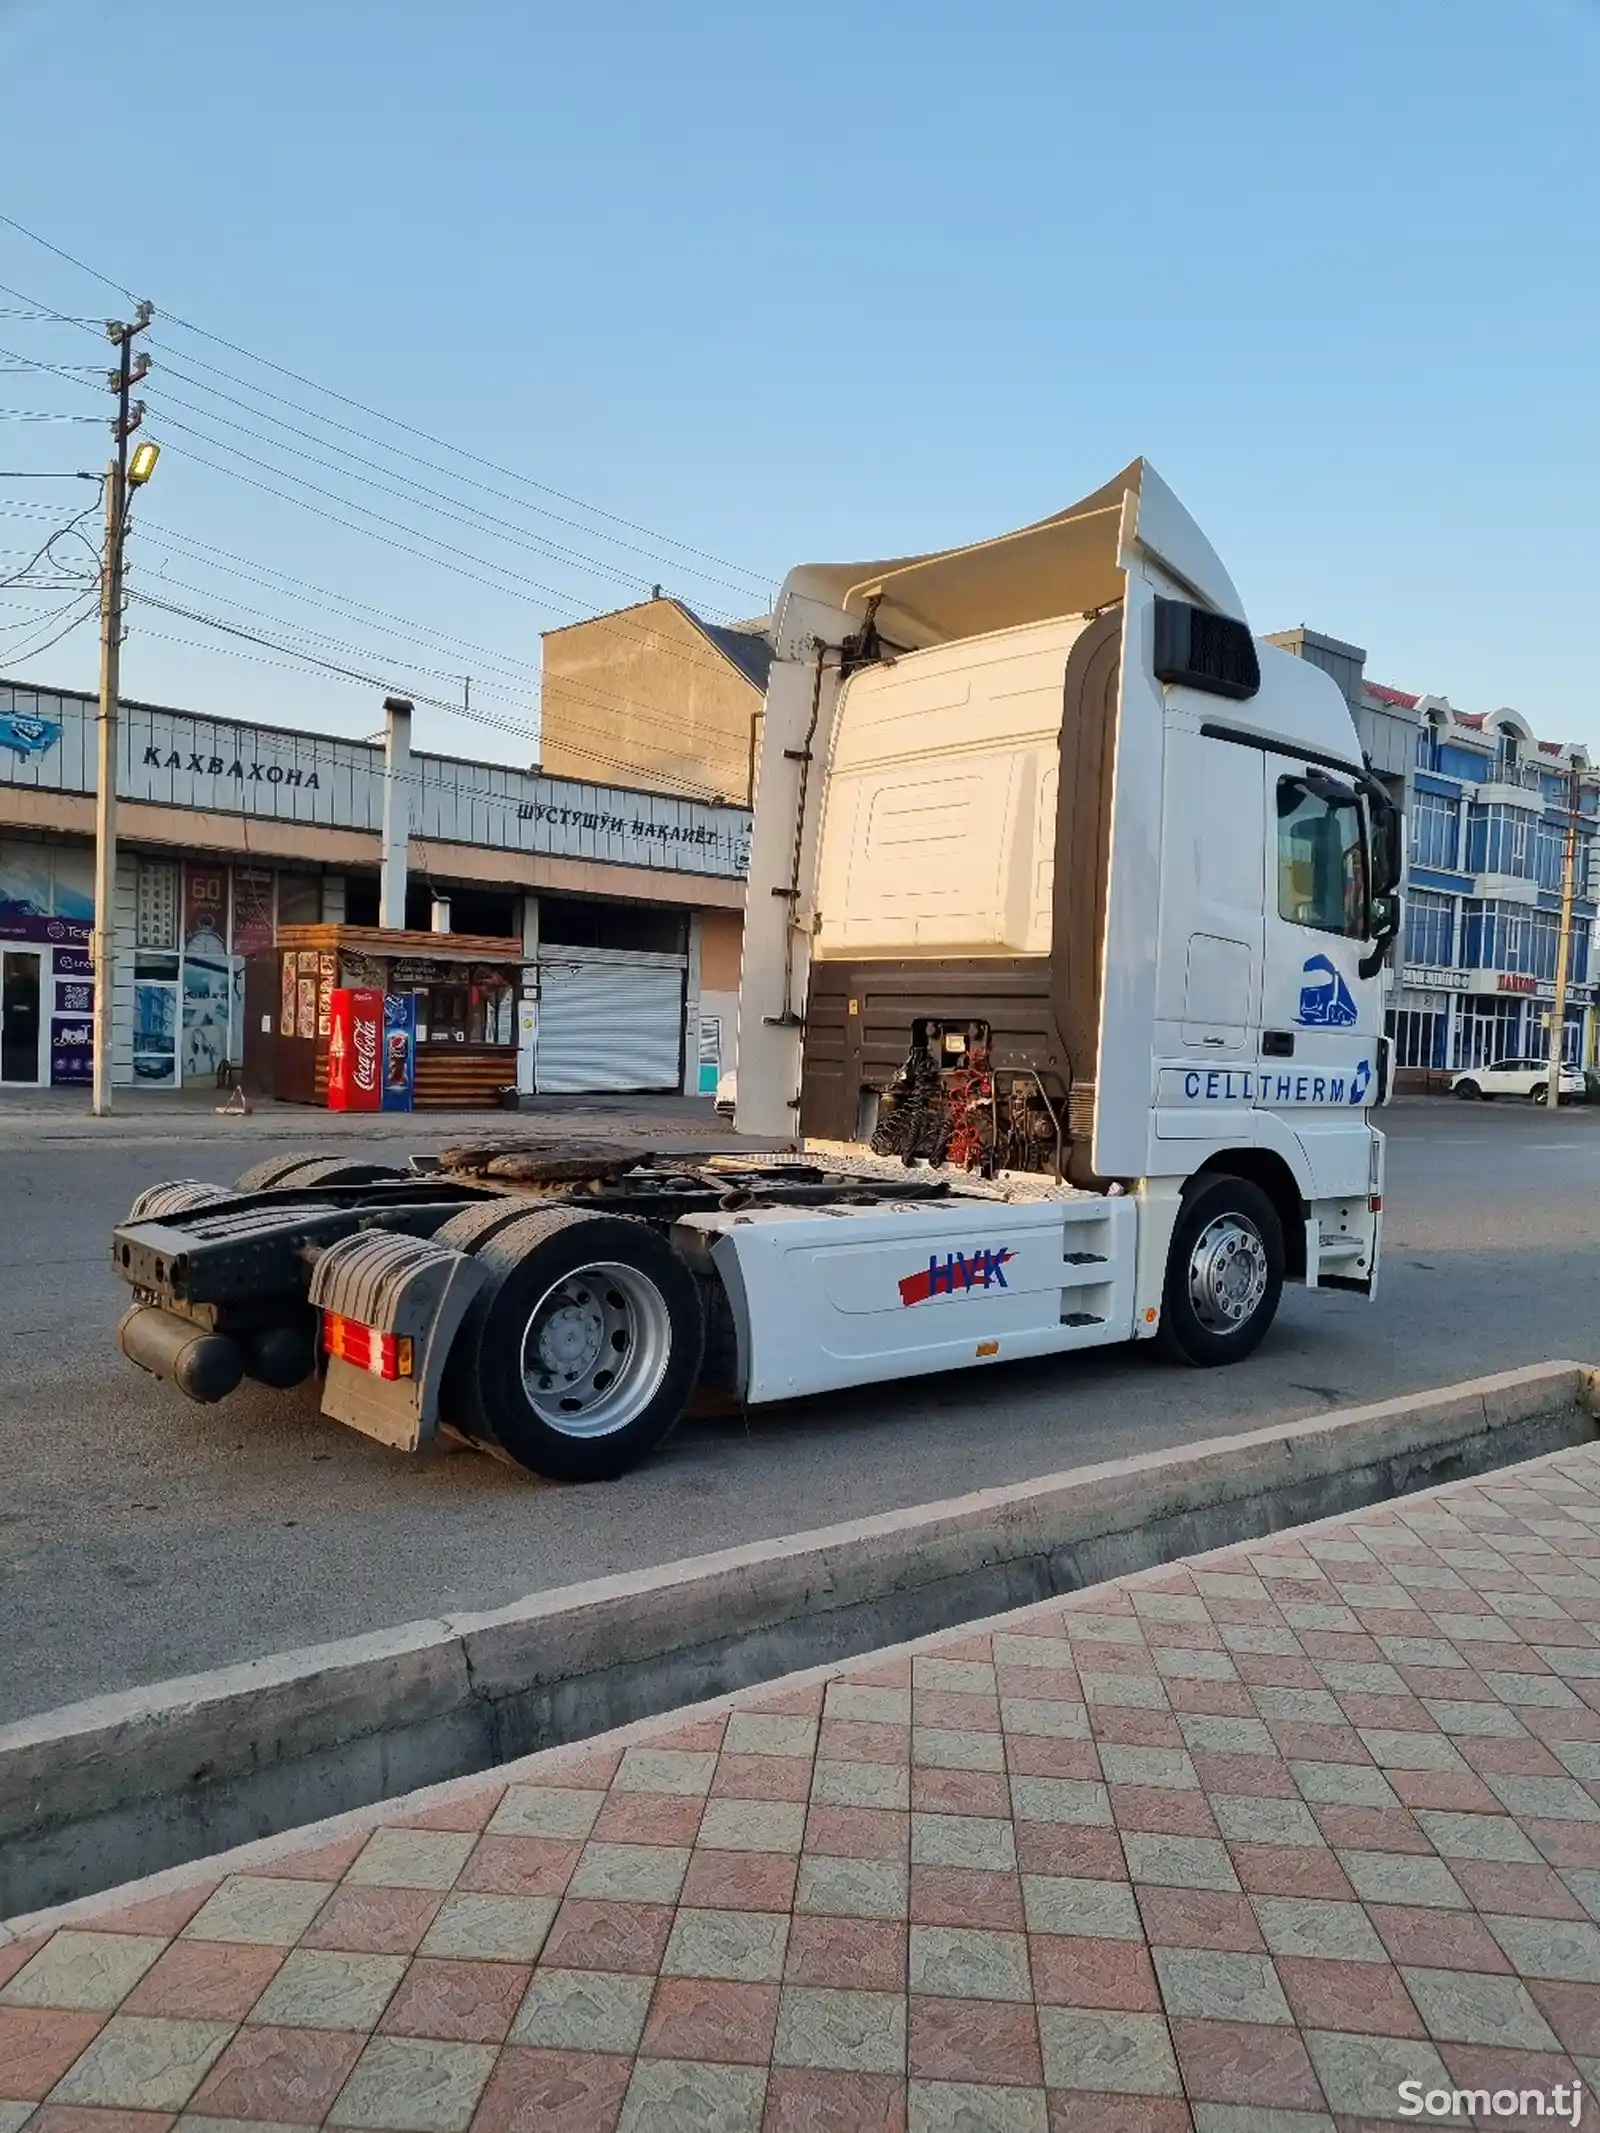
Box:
1532, 1083, 1549, 1105
1454, 1079, 1481, 1100
1159, 1175, 1284, 1367
442, 1207, 703, 1482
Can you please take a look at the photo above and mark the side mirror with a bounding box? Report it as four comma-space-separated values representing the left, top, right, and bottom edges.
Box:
1360, 891, 1401, 980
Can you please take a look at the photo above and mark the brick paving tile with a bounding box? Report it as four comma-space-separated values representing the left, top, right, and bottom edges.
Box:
376, 1958, 530, 2043
681, 1850, 799, 1913
1364, 1904, 1513, 1973
455, 1835, 581, 1898
1028, 1932, 1162, 2009
785, 1916, 907, 1992
0, 2006, 107, 2099
121, 1941, 283, 2021
1045, 2096, 1193, 2132
1138, 1888, 1266, 1952
187, 2023, 365, 2121
300, 1888, 444, 1955
537, 1900, 677, 1973
1169, 2018, 1325, 2110
909, 1867, 1025, 1931
1275, 1955, 1426, 2037
639, 1976, 780, 2063
761, 2066, 906, 2131
469, 2044, 632, 2133
29, 1445, 1600, 2132
908, 1995, 1042, 2084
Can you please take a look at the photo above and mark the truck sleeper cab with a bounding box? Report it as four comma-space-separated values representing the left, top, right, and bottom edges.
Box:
107, 462, 1396, 1482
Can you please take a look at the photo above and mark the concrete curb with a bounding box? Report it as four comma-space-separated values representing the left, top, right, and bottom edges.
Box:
4, 1359, 1595, 1917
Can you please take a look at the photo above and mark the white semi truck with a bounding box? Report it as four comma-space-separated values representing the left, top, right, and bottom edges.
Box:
109, 460, 1398, 1482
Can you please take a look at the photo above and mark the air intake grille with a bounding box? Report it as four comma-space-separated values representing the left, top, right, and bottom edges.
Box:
1152, 598, 1261, 702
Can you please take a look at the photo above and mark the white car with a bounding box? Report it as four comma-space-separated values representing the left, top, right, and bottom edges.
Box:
1451, 1055, 1587, 1104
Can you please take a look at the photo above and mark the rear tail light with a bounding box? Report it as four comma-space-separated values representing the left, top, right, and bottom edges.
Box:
322, 1311, 414, 1380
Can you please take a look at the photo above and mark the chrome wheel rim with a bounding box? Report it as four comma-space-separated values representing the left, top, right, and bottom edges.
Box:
519, 1260, 672, 1438
1188, 1214, 1269, 1335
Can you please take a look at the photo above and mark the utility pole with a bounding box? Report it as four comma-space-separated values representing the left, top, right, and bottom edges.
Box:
1545, 761, 1581, 1112
90, 302, 154, 1117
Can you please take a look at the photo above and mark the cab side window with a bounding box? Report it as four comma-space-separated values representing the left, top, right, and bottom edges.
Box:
1277, 776, 1367, 937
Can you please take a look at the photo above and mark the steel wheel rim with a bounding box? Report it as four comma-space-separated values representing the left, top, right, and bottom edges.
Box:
519, 1260, 672, 1438
1188, 1213, 1269, 1335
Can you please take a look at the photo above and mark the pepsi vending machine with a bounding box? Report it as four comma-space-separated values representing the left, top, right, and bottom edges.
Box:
382, 991, 416, 1112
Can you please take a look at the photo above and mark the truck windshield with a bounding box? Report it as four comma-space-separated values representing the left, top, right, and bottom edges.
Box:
1277, 775, 1367, 937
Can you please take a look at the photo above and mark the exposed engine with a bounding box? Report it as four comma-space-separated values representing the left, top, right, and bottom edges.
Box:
870, 1022, 1064, 1178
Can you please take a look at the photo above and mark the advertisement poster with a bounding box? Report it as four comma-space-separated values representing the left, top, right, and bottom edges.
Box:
56, 979, 92, 1015
183, 956, 233, 1083
135, 861, 178, 950
317, 950, 336, 1038
232, 871, 275, 957
328, 987, 382, 1111
133, 981, 177, 1085
381, 992, 416, 1111
183, 864, 229, 957
296, 977, 317, 1040
280, 954, 296, 1036
50, 1018, 92, 1085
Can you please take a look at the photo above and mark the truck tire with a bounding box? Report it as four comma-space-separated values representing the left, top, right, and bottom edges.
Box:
443, 1206, 704, 1483
1158, 1175, 1284, 1367
234, 1155, 405, 1192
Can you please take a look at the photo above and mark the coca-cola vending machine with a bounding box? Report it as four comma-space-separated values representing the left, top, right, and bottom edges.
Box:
327, 987, 383, 1112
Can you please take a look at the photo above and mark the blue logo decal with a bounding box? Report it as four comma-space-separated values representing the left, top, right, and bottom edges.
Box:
0, 712, 62, 760
1297, 954, 1358, 1028
1348, 1058, 1373, 1105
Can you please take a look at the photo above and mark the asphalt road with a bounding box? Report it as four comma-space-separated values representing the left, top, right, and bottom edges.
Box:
2, 1098, 1595, 1725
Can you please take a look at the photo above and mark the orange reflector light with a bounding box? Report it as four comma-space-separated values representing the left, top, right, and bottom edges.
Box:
1144, 1307, 1158, 1324
1368, 1194, 1383, 1213
322, 1311, 413, 1380
975, 1340, 1000, 1357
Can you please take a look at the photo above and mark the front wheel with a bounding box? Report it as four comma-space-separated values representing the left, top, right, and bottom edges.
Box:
443, 1207, 704, 1482
1454, 1080, 1481, 1101
1158, 1176, 1284, 1367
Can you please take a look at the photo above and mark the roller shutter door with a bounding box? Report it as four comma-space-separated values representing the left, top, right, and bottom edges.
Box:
536, 955, 685, 1092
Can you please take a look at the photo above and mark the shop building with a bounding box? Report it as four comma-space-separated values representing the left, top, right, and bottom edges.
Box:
1267, 630, 1600, 1086
0, 677, 749, 1100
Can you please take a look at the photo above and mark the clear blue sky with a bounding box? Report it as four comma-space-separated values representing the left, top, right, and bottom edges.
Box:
1, 0, 1596, 769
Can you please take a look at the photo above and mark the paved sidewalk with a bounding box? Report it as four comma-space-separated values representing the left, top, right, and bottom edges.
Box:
11, 1448, 1600, 2131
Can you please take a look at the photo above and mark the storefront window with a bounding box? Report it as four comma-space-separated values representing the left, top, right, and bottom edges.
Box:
412, 967, 514, 1045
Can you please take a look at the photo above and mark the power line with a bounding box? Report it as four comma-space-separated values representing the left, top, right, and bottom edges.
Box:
2, 597, 98, 665
131, 520, 757, 751
143, 351, 768, 602
0, 213, 773, 587
141, 393, 722, 611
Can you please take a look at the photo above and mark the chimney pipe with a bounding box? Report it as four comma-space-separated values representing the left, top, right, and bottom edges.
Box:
431, 895, 452, 935
380, 697, 412, 930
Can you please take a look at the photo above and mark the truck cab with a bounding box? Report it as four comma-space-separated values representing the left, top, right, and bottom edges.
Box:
737, 457, 1396, 1331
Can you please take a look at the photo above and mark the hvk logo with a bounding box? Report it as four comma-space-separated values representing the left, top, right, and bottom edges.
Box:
0, 712, 62, 760
1297, 953, 1358, 1028
899, 1248, 1013, 1308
